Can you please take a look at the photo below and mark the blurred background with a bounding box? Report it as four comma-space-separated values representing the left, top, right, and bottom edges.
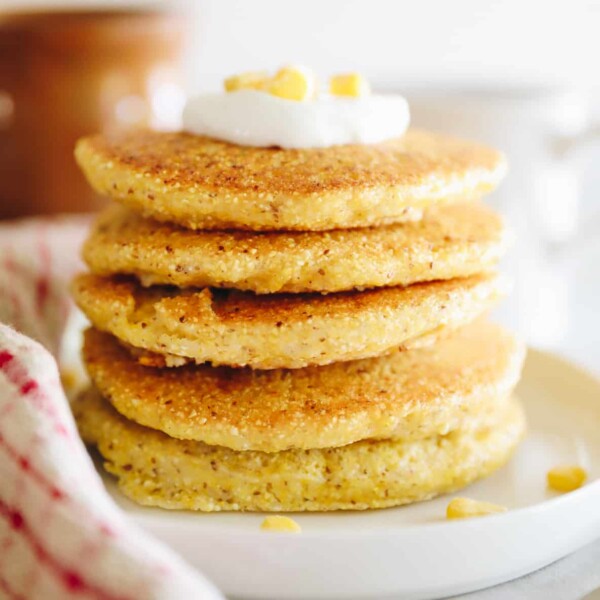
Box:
0, 0, 599, 366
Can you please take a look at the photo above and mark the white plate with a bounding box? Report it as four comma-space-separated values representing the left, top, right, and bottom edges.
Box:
103, 349, 600, 600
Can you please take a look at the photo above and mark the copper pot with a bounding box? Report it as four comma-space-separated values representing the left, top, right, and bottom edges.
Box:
0, 9, 186, 219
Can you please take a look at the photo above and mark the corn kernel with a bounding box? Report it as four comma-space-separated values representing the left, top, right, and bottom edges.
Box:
260, 515, 302, 533
329, 73, 371, 97
224, 71, 270, 92
268, 66, 316, 101
446, 497, 507, 520
60, 368, 78, 392
547, 466, 587, 492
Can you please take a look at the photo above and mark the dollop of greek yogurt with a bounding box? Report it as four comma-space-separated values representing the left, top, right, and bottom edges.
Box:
182, 90, 410, 149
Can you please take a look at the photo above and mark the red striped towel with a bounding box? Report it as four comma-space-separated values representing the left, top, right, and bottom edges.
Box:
0, 216, 222, 600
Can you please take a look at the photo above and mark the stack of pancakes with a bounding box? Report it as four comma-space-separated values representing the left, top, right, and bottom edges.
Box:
72, 129, 526, 512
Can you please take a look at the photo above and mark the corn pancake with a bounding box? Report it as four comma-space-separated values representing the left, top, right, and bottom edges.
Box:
82, 321, 525, 452
74, 388, 525, 512
74, 129, 506, 232
83, 203, 507, 294
73, 272, 503, 370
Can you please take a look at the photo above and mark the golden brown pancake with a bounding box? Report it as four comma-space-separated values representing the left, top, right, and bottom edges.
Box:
72, 272, 504, 369
74, 387, 525, 512
81, 321, 526, 452
74, 129, 506, 231
83, 203, 508, 294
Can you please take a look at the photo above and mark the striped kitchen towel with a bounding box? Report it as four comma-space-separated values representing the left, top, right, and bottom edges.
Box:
0, 216, 222, 600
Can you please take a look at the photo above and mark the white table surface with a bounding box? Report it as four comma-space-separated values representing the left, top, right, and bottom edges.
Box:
454, 541, 600, 599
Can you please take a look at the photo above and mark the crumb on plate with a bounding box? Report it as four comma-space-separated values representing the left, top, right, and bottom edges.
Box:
447, 497, 507, 520
260, 515, 302, 533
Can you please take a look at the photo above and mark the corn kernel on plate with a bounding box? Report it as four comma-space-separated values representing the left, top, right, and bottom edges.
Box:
97, 347, 600, 600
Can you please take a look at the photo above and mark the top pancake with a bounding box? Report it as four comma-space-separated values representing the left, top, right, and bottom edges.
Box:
75, 129, 506, 231
83, 202, 507, 293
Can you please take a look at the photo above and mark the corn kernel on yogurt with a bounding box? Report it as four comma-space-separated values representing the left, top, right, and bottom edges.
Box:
184, 67, 409, 148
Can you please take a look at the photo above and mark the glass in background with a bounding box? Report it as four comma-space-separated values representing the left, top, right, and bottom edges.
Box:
398, 84, 600, 348
0, 8, 186, 219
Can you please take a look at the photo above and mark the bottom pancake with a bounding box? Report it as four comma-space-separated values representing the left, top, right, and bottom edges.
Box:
74, 388, 525, 512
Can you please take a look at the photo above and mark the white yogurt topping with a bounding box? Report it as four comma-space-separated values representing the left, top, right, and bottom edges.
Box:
182, 90, 410, 149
